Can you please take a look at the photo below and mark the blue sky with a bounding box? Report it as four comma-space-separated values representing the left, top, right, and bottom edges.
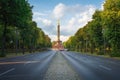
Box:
28, 0, 104, 42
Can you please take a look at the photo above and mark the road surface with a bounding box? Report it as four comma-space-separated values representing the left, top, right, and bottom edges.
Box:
0, 50, 120, 80
62, 51, 120, 80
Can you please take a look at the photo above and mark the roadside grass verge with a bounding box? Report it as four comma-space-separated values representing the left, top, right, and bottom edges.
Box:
0, 52, 32, 59
70, 51, 120, 60
0, 48, 49, 58
0, 50, 46, 59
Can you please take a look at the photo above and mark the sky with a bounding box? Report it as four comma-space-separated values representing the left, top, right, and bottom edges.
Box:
28, 0, 104, 42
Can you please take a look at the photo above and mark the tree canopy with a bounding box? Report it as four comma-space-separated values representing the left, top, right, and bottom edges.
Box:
64, 0, 120, 57
0, 0, 51, 57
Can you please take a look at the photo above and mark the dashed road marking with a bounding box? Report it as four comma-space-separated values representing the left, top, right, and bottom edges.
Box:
0, 68, 15, 76
0, 61, 40, 65
99, 65, 112, 71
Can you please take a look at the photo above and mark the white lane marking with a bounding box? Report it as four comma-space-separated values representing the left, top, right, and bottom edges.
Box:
99, 65, 112, 71
0, 68, 15, 76
0, 61, 40, 65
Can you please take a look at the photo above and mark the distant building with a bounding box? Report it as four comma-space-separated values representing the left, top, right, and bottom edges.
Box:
52, 21, 64, 50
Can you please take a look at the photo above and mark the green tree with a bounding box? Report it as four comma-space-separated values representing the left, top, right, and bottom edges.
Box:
90, 11, 103, 54
65, 0, 120, 57
0, 0, 32, 56
102, 0, 120, 56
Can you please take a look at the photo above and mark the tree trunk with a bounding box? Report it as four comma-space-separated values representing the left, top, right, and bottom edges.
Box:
15, 39, 18, 54
22, 38, 25, 54
1, 22, 7, 57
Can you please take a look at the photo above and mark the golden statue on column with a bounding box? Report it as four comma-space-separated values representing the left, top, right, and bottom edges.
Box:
52, 20, 64, 50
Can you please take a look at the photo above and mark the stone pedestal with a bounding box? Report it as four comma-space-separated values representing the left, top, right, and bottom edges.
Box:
52, 41, 64, 50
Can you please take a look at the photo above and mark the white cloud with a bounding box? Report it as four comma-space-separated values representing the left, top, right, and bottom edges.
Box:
100, 1, 105, 10
50, 35, 57, 41
33, 3, 96, 42
60, 35, 70, 42
34, 12, 47, 16
59, 4, 96, 36
33, 16, 56, 35
53, 3, 66, 19
33, 17, 52, 26
50, 35, 69, 42
41, 18, 52, 26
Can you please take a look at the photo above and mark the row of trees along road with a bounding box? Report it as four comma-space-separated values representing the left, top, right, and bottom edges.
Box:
0, 0, 51, 57
64, 0, 120, 57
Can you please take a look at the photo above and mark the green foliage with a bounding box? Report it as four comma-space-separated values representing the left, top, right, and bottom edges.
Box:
0, 0, 51, 57
64, 36, 77, 51
104, 0, 120, 11
64, 0, 120, 57
102, 0, 120, 56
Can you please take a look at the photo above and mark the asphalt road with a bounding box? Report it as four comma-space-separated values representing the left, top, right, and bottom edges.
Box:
0, 51, 56, 80
62, 51, 120, 80
0, 50, 120, 80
